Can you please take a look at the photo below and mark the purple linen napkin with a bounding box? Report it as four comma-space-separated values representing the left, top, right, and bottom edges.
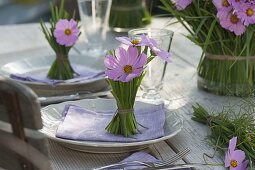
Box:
56, 103, 165, 142
10, 64, 105, 86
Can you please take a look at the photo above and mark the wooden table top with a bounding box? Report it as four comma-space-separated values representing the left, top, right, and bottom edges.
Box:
0, 18, 246, 170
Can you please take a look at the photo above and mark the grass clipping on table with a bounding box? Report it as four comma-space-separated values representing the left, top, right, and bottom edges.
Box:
192, 101, 255, 167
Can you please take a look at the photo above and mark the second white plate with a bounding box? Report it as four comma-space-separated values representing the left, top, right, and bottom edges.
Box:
0, 54, 108, 96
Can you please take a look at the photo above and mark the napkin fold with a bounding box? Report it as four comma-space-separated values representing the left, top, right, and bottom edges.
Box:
56, 103, 165, 142
115, 151, 160, 169
10, 64, 105, 86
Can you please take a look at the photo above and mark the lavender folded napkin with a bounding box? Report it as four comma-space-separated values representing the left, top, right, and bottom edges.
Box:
10, 64, 105, 86
56, 103, 165, 142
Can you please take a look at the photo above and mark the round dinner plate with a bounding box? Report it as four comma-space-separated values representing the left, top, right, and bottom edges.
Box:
41, 98, 183, 153
0, 54, 108, 97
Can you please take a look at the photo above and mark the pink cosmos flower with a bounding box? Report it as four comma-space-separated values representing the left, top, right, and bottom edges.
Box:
171, 0, 192, 10
213, 0, 233, 19
236, 2, 255, 25
116, 37, 146, 46
53, 19, 79, 47
141, 35, 171, 62
241, 160, 249, 170
219, 10, 246, 35
213, 0, 232, 10
224, 137, 248, 170
104, 46, 147, 82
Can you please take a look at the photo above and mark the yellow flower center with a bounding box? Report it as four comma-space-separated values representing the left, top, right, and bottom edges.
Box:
230, 160, 238, 168
65, 29, 72, 36
230, 14, 239, 24
123, 65, 133, 74
131, 39, 140, 45
222, 0, 230, 7
247, 8, 254, 16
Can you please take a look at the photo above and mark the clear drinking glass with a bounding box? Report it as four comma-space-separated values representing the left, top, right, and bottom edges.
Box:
77, 0, 112, 56
128, 28, 174, 104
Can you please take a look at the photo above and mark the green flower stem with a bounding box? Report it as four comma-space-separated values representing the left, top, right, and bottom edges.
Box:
47, 54, 76, 80
106, 73, 144, 137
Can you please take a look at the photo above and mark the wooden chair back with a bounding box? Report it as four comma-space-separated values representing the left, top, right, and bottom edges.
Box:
0, 76, 51, 170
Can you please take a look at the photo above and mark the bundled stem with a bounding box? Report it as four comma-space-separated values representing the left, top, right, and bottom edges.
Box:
106, 73, 144, 137
47, 54, 76, 80
109, 0, 151, 30
192, 102, 255, 168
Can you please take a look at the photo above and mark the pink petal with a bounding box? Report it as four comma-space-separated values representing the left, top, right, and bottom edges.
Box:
230, 150, 246, 164
104, 55, 119, 69
72, 28, 80, 35
132, 68, 144, 75
157, 50, 171, 62
241, 160, 249, 170
106, 69, 123, 80
127, 46, 139, 65
141, 35, 155, 47
115, 47, 128, 65
133, 53, 147, 68
53, 30, 65, 38
125, 73, 139, 82
224, 151, 231, 167
233, 24, 246, 36
118, 74, 128, 82
65, 35, 78, 46
149, 37, 158, 47
56, 19, 69, 29
55, 35, 68, 46
115, 37, 133, 46
151, 46, 171, 62
229, 137, 237, 154
69, 19, 77, 27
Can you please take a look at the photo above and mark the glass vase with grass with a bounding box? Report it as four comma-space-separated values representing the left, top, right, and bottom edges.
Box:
161, 0, 255, 96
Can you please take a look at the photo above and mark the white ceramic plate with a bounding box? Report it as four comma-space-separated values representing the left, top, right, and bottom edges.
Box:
0, 55, 108, 97
41, 98, 183, 153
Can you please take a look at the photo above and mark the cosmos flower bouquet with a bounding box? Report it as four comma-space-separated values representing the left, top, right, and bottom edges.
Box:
40, 0, 81, 80
161, 0, 255, 96
104, 36, 170, 137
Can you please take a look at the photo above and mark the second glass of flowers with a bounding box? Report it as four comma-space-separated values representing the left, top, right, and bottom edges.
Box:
104, 34, 171, 136
128, 28, 174, 104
